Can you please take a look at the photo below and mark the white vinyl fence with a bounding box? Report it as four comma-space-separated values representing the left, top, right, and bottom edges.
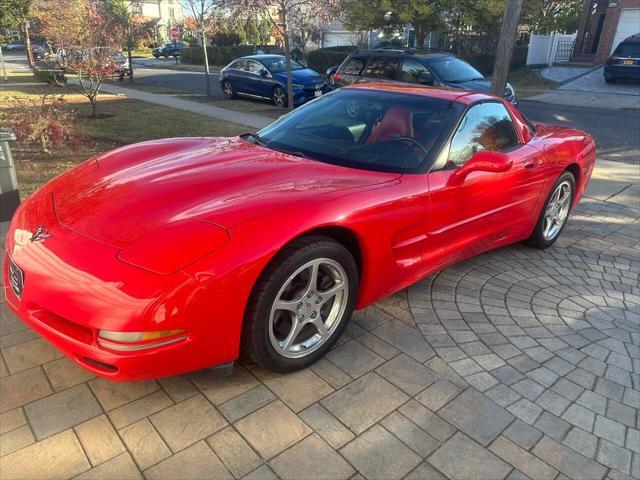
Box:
526, 33, 577, 66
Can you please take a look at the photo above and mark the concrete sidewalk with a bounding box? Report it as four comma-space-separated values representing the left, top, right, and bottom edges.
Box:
75, 80, 272, 129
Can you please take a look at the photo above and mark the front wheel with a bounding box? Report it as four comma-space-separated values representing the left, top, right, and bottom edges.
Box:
222, 80, 235, 99
242, 236, 358, 372
605, 77, 617, 83
272, 85, 286, 108
527, 171, 575, 249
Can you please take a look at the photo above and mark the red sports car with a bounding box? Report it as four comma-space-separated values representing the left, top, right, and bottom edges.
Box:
3, 84, 595, 381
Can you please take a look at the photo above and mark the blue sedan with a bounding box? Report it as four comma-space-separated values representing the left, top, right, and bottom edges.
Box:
219, 55, 330, 107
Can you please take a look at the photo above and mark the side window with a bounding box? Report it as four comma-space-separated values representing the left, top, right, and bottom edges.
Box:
400, 58, 432, 84
447, 102, 519, 167
246, 60, 264, 75
342, 57, 367, 75
364, 56, 400, 80
231, 60, 247, 71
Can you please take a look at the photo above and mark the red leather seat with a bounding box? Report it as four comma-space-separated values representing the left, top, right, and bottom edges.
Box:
366, 107, 414, 144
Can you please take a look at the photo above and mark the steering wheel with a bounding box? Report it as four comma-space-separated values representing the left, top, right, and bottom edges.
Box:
395, 136, 429, 157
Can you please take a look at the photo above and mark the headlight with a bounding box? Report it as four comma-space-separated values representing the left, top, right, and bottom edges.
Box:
117, 219, 229, 275
98, 329, 187, 351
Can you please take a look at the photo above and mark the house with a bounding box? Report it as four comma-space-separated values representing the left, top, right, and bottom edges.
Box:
574, 0, 640, 63
134, 0, 184, 43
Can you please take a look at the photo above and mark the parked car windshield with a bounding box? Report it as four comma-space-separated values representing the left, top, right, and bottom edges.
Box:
260, 57, 304, 73
256, 88, 463, 173
613, 43, 640, 58
428, 57, 484, 83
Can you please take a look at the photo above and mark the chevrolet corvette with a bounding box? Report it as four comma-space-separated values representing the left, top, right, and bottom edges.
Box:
3, 84, 595, 381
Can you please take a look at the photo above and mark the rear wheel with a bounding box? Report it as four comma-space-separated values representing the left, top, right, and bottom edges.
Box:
272, 85, 286, 108
527, 171, 575, 249
242, 236, 358, 372
222, 80, 235, 99
605, 76, 617, 83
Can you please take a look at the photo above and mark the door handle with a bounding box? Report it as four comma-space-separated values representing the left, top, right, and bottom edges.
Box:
524, 160, 538, 169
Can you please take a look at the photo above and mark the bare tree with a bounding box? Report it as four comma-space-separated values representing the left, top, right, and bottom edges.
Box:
238, 0, 338, 110
183, 0, 222, 97
37, 0, 125, 118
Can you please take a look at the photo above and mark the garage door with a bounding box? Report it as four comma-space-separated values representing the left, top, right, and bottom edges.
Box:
611, 8, 640, 53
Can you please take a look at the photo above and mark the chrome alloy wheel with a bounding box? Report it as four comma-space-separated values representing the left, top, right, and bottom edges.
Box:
269, 258, 348, 358
543, 180, 572, 241
273, 87, 286, 107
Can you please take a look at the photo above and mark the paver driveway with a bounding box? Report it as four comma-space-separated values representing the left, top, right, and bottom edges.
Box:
0, 195, 638, 480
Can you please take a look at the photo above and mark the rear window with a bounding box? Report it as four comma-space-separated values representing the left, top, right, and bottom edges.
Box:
363, 56, 400, 80
613, 42, 640, 58
342, 57, 367, 75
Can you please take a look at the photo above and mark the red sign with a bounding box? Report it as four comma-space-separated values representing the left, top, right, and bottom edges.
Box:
170, 27, 180, 39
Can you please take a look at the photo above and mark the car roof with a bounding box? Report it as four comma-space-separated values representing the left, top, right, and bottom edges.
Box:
242, 54, 284, 60
345, 82, 496, 105
349, 49, 453, 60
620, 33, 640, 44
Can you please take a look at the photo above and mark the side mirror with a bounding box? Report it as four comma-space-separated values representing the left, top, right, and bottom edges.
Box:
448, 150, 512, 186
260, 69, 269, 77
420, 75, 434, 85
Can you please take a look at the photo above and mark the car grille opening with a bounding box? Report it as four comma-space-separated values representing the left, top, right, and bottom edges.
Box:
80, 356, 119, 372
30, 306, 94, 345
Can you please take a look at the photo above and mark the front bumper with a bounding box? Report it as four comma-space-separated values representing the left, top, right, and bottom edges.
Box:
3, 195, 241, 381
294, 84, 331, 105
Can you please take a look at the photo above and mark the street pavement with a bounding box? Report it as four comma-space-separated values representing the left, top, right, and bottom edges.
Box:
1, 179, 638, 480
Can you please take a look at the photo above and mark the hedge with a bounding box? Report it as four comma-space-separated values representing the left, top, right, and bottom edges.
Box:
461, 45, 528, 75
181, 45, 283, 66
33, 68, 66, 85
306, 46, 356, 73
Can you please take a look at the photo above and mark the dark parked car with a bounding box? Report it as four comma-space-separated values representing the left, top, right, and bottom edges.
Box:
333, 49, 517, 105
219, 54, 330, 107
31, 43, 49, 59
152, 42, 187, 58
605, 34, 640, 83
4, 41, 24, 51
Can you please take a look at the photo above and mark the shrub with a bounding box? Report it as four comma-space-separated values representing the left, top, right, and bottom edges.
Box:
181, 45, 284, 66
33, 68, 67, 86
306, 46, 356, 74
10, 93, 80, 154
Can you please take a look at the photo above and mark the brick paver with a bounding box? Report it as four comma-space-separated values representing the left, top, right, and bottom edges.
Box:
0, 195, 638, 479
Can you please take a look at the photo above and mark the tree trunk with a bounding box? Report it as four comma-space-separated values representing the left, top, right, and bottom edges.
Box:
127, 36, 134, 83
490, 0, 523, 97
23, 23, 35, 68
202, 30, 211, 97
282, 11, 294, 111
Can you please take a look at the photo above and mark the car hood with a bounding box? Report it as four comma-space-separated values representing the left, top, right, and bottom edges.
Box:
275, 68, 324, 85
445, 77, 492, 92
51, 137, 398, 248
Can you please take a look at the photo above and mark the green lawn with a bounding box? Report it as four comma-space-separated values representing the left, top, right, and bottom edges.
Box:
504, 68, 559, 98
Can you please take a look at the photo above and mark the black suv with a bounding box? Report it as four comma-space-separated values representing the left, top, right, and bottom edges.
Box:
605, 34, 640, 83
333, 49, 517, 105
152, 42, 187, 58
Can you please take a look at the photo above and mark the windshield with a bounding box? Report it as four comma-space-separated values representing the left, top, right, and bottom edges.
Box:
260, 57, 304, 73
256, 89, 463, 173
613, 43, 640, 58
428, 57, 484, 83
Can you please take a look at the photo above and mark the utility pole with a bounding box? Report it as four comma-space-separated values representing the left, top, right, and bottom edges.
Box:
490, 0, 523, 97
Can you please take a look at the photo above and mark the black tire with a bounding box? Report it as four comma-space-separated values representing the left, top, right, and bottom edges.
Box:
272, 85, 287, 108
222, 80, 235, 99
527, 171, 575, 249
605, 77, 617, 83
242, 236, 358, 372
153, 54, 159, 59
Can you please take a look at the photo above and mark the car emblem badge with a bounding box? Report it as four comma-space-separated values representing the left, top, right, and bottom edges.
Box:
30, 225, 51, 243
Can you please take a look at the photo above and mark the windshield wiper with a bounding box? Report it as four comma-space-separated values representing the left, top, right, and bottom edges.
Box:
273, 147, 307, 158
239, 133, 266, 147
